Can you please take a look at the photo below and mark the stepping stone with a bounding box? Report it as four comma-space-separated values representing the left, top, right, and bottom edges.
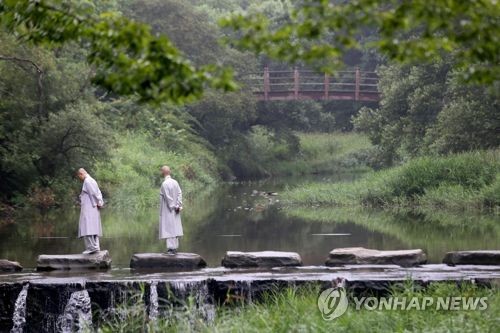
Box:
130, 253, 207, 271
326, 247, 427, 267
443, 251, 500, 266
0, 259, 22, 272
222, 251, 302, 268
37, 250, 112, 271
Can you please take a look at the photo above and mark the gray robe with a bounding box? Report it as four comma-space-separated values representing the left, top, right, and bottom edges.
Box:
78, 175, 103, 237
159, 176, 183, 239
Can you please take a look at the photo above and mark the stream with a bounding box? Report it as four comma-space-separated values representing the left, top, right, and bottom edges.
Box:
1, 173, 499, 269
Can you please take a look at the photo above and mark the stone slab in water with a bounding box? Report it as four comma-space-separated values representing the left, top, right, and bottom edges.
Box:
36, 251, 111, 271
222, 251, 302, 268
443, 251, 500, 266
130, 253, 207, 271
326, 247, 427, 267
0, 259, 22, 273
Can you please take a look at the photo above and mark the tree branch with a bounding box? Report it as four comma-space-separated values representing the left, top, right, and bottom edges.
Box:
0, 55, 43, 73
0, 55, 45, 120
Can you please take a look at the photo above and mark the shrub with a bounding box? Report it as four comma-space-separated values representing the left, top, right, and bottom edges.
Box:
283, 150, 500, 210
391, 151, 499, 198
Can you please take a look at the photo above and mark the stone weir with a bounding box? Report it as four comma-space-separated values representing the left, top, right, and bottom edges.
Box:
1, 264, 500, 332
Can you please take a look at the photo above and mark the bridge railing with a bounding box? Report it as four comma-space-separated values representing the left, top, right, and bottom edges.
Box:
240, 67, 379, 101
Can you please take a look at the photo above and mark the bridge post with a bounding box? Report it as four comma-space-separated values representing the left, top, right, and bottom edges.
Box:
355, 67, 360, 101
324, 73, 329, 100
294, 67, 299, 100
264, 66, 270, 101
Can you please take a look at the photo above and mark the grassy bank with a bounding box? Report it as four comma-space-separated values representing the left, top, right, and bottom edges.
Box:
263, 132, 373, 176
82, 131, 372, 209
97, 282, 499, 332
94, 132, 219, 210
283, 150, 500, 211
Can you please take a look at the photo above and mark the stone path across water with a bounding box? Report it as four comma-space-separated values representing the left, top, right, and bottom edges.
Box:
1, 264, 500, 284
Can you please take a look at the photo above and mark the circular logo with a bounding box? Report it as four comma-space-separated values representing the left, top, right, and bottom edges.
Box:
317, 287, 348, 320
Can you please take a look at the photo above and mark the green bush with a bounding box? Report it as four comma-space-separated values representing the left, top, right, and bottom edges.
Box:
391, 151, 498, 198
284, 150, 500, 210
481, 175, 500, 208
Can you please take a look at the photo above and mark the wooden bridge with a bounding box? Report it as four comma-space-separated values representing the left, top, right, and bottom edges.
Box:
242, 67, 380, 102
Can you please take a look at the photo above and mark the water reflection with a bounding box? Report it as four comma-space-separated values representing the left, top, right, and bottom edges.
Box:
1, 174, 498, 268
285, 206, 500, 262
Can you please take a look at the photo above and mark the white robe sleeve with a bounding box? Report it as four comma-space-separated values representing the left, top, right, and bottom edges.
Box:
85, 179, 104, 207
176, 182, 183, 208
161, 182, 175, 211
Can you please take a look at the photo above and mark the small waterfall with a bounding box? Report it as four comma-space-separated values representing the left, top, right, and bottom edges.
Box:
243, 280, 253, 303
195, 283, 215, 323
103, 281, 135, 320
10, 284, 29, 333
148, 281, 159, 321
169, 281, 215, 323
170, 281, 188, 298
57, 290, 92, 333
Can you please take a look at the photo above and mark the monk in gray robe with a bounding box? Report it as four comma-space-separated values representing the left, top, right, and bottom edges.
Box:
159, 166, 183, 254
77, 168, 103, 254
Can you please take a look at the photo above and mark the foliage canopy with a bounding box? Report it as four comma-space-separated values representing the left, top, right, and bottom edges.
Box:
221, 0, 500, 84
0, 0, 236, 104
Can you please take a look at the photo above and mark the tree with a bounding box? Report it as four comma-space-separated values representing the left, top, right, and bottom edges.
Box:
353, 61, 499, 164
221, 0, 500, 84
424, 84, 500, 154
0, 31, 113, 202
0, 0, 236, 104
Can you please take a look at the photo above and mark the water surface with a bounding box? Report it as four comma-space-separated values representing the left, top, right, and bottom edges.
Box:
1, 173, 498, 269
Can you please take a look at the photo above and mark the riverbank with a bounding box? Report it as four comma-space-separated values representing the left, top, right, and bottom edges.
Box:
97, 283, 499, 332
283, 150, 500, 211
89, 131, 372, 210
267, 132, 373, 176
94, 131, 219, 210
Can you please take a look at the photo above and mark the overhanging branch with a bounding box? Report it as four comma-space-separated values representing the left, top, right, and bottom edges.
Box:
0, 55, 45, 119
0, 55, 43, 73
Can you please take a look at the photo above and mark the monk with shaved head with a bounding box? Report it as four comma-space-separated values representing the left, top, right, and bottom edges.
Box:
159, 165, 183, 254
77, 168, 104, 254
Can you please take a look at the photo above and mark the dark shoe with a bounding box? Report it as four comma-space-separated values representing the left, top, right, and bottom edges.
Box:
166, 249, 176, 255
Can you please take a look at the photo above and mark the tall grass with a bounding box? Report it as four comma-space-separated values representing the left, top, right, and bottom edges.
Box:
283, 150, 500, 211
269, 132, 373, 176
96, 282, 499, 333
95, 132, 219, 210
